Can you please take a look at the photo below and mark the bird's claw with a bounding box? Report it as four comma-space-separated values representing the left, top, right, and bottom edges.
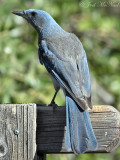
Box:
48, 101, 58, 107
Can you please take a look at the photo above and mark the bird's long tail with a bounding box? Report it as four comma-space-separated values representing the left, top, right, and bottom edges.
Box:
65, 93, 97, 154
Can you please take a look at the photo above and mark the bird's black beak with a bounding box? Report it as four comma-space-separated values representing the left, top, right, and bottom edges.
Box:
12, 11, 25, 17
12, 10, 29, 21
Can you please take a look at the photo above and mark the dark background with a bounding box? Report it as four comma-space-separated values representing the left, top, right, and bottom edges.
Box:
0, 0, 120, 159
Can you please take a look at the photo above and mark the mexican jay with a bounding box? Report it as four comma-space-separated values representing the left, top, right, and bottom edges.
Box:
12, 9, 97, 154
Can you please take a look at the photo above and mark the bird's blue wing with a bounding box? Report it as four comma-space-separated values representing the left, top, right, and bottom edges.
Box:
39, 35, 92, 110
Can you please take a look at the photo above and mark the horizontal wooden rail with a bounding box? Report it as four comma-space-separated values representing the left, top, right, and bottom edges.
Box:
0, 104, 120, 160
37, 105, 120, 154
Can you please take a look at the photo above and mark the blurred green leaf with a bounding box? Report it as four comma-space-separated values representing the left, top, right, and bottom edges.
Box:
0, 0, 120, 159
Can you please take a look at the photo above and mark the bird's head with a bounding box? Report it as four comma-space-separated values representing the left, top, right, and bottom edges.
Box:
12, 9, 64, 38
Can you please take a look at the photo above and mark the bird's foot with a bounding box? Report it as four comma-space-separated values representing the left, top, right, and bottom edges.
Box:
48, 101, 58, 107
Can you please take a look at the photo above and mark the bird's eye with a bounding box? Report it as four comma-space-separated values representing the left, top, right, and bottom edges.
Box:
31, 11, 36, 17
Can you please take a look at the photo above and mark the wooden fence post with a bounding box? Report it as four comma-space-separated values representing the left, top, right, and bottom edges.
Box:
0, 104, 36, 160
0, 104, 120, 159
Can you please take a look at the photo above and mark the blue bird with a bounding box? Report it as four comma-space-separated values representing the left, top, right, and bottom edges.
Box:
12, 9, 97, 154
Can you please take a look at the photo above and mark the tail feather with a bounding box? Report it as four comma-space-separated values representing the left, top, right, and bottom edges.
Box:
65, 93, 97, 154
83, 110, 98, 150
65, 98, 72, 151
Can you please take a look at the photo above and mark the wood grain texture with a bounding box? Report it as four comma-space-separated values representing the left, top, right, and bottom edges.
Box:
0, 104, 120, 158
0, 104, 37, 160
36, 105, 120, 154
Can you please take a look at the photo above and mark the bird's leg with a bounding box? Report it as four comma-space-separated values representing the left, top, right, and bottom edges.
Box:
48, 89, 59, 106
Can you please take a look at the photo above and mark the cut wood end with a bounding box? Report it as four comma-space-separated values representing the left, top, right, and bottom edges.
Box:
89, 105, 120, 152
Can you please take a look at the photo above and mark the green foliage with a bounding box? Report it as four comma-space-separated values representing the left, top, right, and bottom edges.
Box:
0, 0, 120, 159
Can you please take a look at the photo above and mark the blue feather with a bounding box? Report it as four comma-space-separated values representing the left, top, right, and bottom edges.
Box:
65, 93, 97, 154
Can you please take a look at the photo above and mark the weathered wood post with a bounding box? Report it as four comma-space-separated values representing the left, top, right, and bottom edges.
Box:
0, 104, 120, 160
0, 104, 36, 160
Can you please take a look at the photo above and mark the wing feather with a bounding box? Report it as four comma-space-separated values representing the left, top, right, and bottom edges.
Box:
39, 33, 92, 109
